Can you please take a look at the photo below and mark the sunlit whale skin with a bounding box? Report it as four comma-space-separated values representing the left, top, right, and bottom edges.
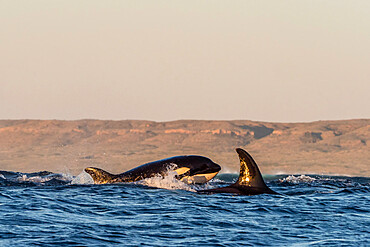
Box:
85, 155, 221, 184
198, 148, 278, 195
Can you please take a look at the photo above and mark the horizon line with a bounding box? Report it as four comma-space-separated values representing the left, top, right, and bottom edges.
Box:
0, 117, 368, 124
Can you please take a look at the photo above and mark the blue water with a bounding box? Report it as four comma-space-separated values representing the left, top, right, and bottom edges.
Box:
0, 171, 369, 246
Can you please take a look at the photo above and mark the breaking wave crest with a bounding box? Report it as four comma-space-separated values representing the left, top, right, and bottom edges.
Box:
71, 171, 94, 185
136, 170, 196, 192
0, 170, 73, 186
279, 175, 316, 184
133, 164, 198, 191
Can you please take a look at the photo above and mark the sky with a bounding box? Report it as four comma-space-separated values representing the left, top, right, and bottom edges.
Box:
1, 1, 369, 122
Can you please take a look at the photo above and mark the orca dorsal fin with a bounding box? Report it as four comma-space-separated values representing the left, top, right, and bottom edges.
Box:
234, 148, 268, 188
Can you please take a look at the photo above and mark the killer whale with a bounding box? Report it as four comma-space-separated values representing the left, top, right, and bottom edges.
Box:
85, 155, 221, 184
198, 148, 277, 195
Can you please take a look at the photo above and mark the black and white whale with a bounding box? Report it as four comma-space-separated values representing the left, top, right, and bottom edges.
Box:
198, 148, 277, 195
85, 155, 221, 184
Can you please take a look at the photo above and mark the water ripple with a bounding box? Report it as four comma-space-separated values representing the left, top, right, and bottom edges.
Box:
0, 172, 369, 246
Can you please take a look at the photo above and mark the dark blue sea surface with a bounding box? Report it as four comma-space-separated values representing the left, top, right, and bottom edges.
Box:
0, 171, 369, 246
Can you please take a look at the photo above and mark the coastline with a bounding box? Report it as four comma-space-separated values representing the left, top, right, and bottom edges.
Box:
0, 119, 369, 176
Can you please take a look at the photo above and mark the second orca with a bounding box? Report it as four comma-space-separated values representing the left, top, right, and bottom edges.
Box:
198, 148, 278, 195
85, 155, 221, 184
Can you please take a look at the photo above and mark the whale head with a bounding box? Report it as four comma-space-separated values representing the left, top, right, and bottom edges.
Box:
173, 155, 221, 184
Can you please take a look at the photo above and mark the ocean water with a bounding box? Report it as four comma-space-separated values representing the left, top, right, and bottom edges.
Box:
0, 171, 369, 246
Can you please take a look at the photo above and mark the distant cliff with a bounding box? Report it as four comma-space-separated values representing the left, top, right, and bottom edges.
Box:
0, 119, 369, 176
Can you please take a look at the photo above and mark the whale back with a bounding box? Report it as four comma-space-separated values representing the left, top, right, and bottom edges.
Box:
84, 167, 118, 184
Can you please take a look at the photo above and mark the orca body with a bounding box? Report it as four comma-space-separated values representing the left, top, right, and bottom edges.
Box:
85, 155, 221, 184
198, 148, 277, 195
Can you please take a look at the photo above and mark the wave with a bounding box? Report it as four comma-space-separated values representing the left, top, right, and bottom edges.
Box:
279, 175, 317, 184
1, 170, 369, 194
71, 172, 94, 185
0, 170, 72, 186
135, 171, 196, 192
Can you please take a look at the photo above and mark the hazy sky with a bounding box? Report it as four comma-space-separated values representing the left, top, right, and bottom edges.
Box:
1, 1, 369, 122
